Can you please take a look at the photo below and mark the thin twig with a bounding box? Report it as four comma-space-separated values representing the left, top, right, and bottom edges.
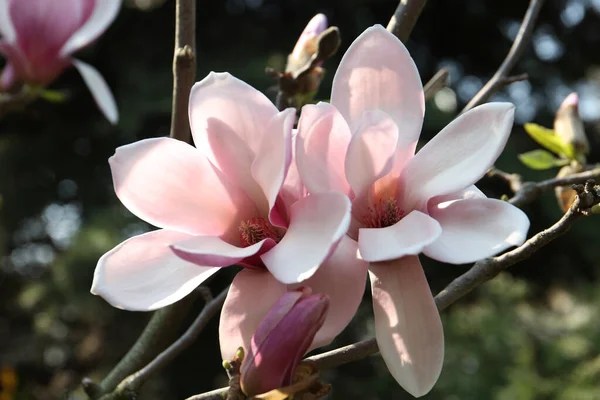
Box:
84, 292, 202, 399
386, 0, 429, 42
506, 166, 600, 208
169, 0, 196, 142
423, 68, 449, 101
99, 288, 229, 400
461, 0, 544, 113
185, 387, 228, 400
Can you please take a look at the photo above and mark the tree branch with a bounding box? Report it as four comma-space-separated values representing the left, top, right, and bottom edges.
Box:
97, 288, 228, 400
386, 0, 428, 42
191, 181, 600, 398
83, 291, 202, 399
423, 68, 449, 101
461, 0, 544, 113
169, 0, 196, 142
500, 166, 600, 208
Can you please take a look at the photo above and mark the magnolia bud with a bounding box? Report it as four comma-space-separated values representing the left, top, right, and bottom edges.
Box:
286, 14, 328, 74
554, 93, 589, 159
240, 288, 329, 396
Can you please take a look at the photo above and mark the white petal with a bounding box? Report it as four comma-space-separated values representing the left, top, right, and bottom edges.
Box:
358, 211, 441, 262
170, 235, 271, 267
0, 0, 15, 43
401, 103, 515, 208
331, 25, 424, 145
261, 192, 351, 284
370, 257, 444, 397
91, 229, 219, 311
423, 198, 530, 264
60, 0, 122, 56
72, 59, 118, 124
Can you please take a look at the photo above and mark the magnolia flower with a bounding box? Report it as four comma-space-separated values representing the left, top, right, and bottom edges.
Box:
295, 25, 530, 397
240, 288, 328, 396
91, 72, 368, 360
0, 0, 121, 123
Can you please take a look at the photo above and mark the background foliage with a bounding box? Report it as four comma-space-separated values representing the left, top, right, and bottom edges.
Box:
1, 0, 600, 398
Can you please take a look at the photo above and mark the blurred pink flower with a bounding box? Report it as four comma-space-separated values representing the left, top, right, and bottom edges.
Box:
295, 25, 530, 397
240, 288, 328, 396
0, 0, 121, 123
92, 72, 368, 358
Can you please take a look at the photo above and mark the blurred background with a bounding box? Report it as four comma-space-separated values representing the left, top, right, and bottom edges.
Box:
1, 0, 600, 398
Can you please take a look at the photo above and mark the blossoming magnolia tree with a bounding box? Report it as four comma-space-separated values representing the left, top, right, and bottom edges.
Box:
5, 0, 600, 399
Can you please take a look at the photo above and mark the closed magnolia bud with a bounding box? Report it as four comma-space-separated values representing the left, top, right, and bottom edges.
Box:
286, 14, 328, 74
554, 93, 589, 159
240, 288, 329, 396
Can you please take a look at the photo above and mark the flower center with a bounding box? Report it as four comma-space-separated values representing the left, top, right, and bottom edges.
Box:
362, 197, 405, 228
239, 217, 282, 246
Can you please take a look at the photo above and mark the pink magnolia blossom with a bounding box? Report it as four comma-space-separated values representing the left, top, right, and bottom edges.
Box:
91, 72, 368, 361
240, 288, 328, 396
0, 0, 120, 123
295, 25, 530, 397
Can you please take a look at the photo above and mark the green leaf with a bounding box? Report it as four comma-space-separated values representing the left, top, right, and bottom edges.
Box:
39, 89, 67, 103
518, 149, 570, 170
523, 123, 576, 159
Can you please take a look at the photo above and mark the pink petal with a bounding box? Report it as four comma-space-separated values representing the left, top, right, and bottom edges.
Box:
189, 72, 278, 208
261, 192, 351, 284
60, 0, 122, 56
251, 108, 296, 226
344, 109, 399, 199
110, 137, 256, 239
295, 236, 368, 349
296, 102, 352, 195
241, 289, 329, 396
358, 210, 441, 262
169, 235, 275, 267
423, 198, 530, 264
219, 269, 288, 360
10, 0, 93, 72
369, 257, 444, 397
91, 229, 219, 311
0, 41, 29, 88
330, 25, 424, 149
0, 0, 16, 43
72, 59, 118, 124
401, 103, 515, 209
278, 132, 306, 219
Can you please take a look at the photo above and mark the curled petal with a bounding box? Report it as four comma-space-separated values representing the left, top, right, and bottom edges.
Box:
296, 102, 352, 195
423, 198, 530, 264
331, 25, 424, 146
261, 192, 351, 284
401, 103, 515, 208
91, 229, 219, 311
345, 109, 399, 199
251, 108, 296, 226
369, 257, 444, 397
110, 137, 255, 238
358, 211, 441, 262
72, 59, 118, 124
220, 269, 288, 360
170, 235, 275, 267
60, 0, 122, 56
